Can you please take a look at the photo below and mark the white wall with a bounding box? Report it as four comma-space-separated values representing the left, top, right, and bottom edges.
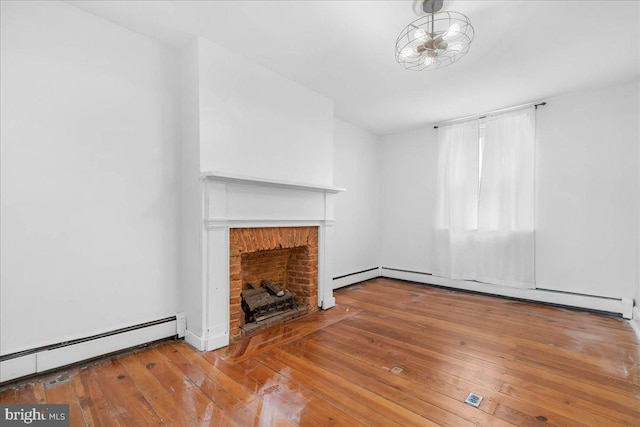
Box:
179, 39, 204, 340
379, 125, 438, 273
636, 82, 640, 327
637, 13, 640, 315
379, 80, 639, 301
536, 81, 639, 299
0, 1, 181, 355
332, 120, 380, 280
197, 38, 334, 186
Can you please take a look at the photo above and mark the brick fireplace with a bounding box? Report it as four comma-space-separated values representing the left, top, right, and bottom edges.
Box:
183, 172, 344, 352
229, 226, 318, 339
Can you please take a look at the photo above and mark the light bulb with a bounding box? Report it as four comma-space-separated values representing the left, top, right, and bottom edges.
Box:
399, 46, 418, 60
422, 57, 433, 68
448, 43, 463, 52
413, 28, 428, 42
443, 23, 460, 40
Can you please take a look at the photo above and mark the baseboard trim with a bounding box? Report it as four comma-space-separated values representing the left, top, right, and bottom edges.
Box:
184, 330, 206, 351
321, 296, 336, 310
184, 328, 230, 352
333, 267, 381, 289
0, 314, 183, 384
380, 268, 628, 317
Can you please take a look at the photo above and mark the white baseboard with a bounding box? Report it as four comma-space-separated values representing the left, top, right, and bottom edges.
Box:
0, 314, 183, 384
321, 296, 336, 309
184, 330, 206, 351
184, 328, 229, 352
333, 268, 381, 289
381, 268, 628, 317
205, 334, 230, 352
630, 307, 640, 341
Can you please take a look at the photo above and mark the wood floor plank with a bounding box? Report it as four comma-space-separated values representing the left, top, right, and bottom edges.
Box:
339, 307, 511, 379
502, 367, 640, 420
337, 293, 523, 364
126, 347, 237, 426
306, 327, 503, 414
284, 337, 518, 427
340, 284, 627, 355
118, 351, 209, 426
157, 345, 253, 425
12, 383, 44, 404
263, 346, 447, 427
44, 375, 88, 427
70, 368, 97, 427
499, 380, 639, 426
158, 342, 296, 427
1, 277, 637, 426
340, 290, 633, 416
342, 282, 640, 389
237, 359, 367, 426
203, 351, 369, 426
514, 345, 639, 396
344, 302, 638, 405
171, 343, 267, 406
0, 388, 16, 404
93, 359, 164, 426
255, 351, 406, 427
213, 304, 358, 363
363, 279, 634, 340
77, 365, 123, 427
493, 403, 556, 427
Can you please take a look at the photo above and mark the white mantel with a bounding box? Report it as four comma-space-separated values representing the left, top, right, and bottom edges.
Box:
184, 172, 345, 351
201, 172, 344, 194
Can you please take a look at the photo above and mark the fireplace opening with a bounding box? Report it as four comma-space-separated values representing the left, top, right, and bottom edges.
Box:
229, 227, 318, 340
239, 247, 310, 335
242, 279, 297, 324
240, 278, 308, 335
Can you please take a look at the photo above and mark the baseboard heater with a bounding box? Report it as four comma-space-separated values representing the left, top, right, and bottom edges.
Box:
0, 313, 186, 384
379, 267, 633, 319
333, 267, 381, 289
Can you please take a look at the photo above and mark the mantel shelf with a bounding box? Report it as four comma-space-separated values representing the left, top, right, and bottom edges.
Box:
201, 172, 346, 194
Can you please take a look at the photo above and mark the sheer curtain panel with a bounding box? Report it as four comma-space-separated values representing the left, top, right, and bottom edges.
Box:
434, 108, 535, 289
434, 120, 480, 281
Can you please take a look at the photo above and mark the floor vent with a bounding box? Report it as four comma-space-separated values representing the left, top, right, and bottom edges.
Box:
465, 392, 483, 407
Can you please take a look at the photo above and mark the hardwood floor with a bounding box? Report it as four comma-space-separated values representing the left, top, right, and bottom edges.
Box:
1, 278, 638, 426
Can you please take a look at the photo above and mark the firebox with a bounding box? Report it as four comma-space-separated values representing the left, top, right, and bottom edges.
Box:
229, 226, 318, 340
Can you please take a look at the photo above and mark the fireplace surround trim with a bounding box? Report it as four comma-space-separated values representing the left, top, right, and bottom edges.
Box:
184, 173, 344, 352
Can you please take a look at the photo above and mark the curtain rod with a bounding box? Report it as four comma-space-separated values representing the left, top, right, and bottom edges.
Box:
433, 101, 547, 129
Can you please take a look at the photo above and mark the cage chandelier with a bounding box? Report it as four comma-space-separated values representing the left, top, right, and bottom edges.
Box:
395, 0, 474, 71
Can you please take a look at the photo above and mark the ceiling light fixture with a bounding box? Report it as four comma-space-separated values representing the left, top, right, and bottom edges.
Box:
395, 0, 474, 71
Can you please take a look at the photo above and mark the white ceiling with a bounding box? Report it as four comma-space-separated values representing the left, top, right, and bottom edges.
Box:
68, 0, 639, 135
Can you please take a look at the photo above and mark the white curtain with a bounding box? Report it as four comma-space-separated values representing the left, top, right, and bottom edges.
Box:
434, 120, 479, 280
434, 108, 535, 288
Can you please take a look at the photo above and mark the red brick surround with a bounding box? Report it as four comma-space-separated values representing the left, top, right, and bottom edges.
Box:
229, 226, 318, 340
